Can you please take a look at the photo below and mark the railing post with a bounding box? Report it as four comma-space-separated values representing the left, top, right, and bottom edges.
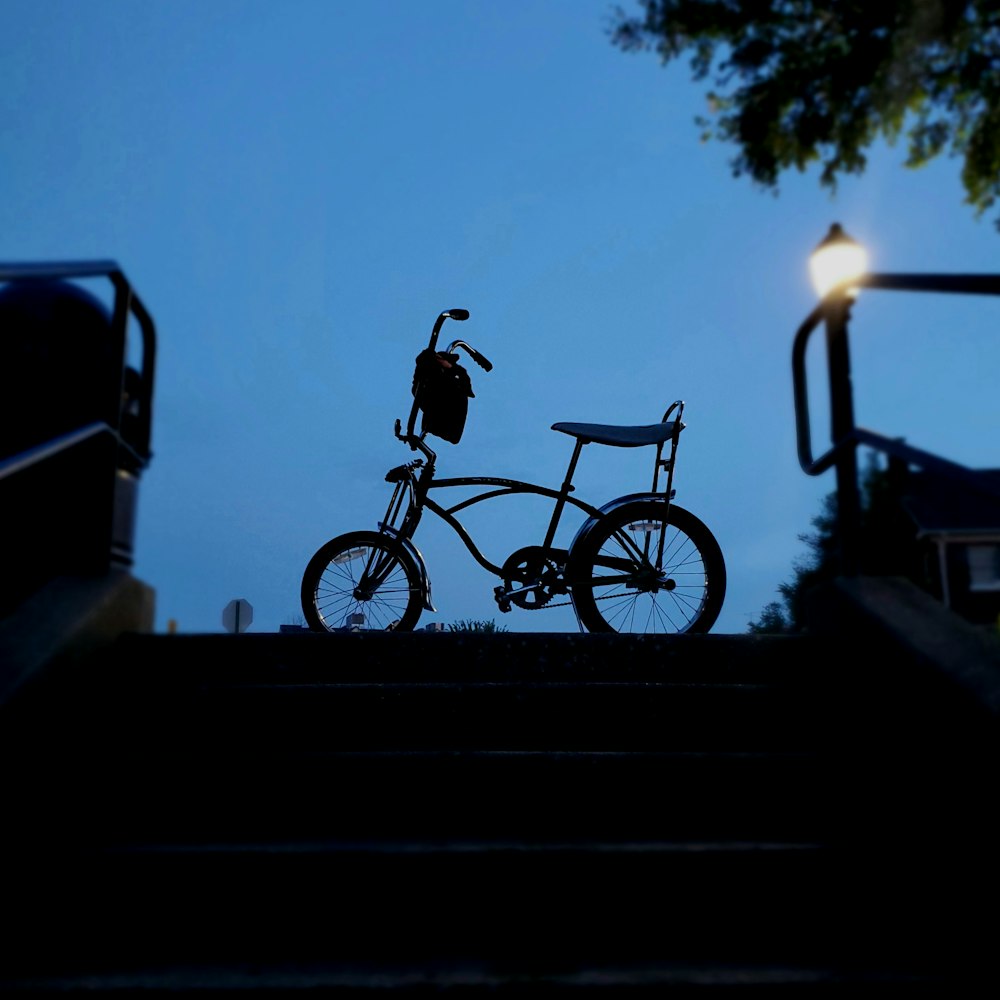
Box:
823, 294, 861, 575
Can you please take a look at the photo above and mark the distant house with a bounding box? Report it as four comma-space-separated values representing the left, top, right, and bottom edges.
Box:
901, 469, 1000, 626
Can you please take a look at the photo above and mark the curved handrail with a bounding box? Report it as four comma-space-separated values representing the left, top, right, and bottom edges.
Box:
791, 302, 828, 475
793, 273, 1000, 481
792, 272, 1000, 575
0, 260, 157, 466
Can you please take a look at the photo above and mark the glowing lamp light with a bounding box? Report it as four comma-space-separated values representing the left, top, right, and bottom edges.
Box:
809, 223, 868, 299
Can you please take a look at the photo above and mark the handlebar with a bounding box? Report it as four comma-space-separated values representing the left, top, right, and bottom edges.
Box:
426, 307, 492, 368
427, 307, 469, 352
446, 339, 493, 372
397, 307, 492, 454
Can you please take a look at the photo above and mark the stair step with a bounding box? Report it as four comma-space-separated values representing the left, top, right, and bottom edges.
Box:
2, 627, 995, 993
128, 682, 832, 753
6, 835, 981, 981
106, 631, 847, 685
0, 960, 963, 995
10, 747, 841, 845
1, 839, 851, 964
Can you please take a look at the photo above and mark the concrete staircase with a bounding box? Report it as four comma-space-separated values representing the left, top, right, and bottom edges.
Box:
1, 627, 998, 993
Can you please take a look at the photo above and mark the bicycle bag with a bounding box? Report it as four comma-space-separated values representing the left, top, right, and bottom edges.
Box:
411, 348, 475, 444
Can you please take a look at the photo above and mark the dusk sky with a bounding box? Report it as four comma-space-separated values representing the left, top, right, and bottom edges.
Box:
4, 0, 998, 635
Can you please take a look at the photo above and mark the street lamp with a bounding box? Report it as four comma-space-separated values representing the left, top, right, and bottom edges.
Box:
793, 227, 1000, 587
809, 223, 868, 300
809, 223, 867, 575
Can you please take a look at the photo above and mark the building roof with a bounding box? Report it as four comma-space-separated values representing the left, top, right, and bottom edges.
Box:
902, 469, 1000, 537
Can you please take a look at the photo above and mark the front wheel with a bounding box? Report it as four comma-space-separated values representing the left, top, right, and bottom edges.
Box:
301, 530, 423, 632
568, 501, 726, 634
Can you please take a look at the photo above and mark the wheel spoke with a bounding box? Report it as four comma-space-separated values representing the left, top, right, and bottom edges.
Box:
302, 533, 423, 632
569, 501, 725, 635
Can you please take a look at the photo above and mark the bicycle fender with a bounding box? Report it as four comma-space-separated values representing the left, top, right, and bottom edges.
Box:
566, 492, 671, 558
380, 525, 436, 612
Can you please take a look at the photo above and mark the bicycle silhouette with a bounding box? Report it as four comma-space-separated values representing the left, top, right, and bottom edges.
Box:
301, 309, 726, 634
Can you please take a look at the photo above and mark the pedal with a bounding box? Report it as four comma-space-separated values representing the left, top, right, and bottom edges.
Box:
493, 586, 512, 613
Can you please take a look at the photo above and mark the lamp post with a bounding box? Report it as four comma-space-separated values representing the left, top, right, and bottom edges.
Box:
793, 232, 1000, 589
809, 223, 869, 576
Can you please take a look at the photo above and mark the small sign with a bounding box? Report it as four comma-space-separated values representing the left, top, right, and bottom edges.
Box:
223, 598, 253, 634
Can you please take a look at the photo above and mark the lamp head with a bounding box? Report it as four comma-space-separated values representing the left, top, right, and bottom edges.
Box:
809, 223, 868, 299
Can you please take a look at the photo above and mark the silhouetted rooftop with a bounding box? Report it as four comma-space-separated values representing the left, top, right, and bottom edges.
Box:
903, 469, 1000, 535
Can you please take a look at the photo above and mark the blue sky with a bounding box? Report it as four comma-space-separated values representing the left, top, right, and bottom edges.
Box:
3, 0, 998, 635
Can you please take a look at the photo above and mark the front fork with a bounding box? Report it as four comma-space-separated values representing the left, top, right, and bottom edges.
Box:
375, 468, 435, 611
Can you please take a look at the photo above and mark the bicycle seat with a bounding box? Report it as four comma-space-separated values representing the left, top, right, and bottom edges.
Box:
550, 420, 684, 448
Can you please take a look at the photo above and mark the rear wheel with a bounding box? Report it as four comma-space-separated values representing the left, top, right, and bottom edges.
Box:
569, 501, 725, 634
301, 531, 423, 632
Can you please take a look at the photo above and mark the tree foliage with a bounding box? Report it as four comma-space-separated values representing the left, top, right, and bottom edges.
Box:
747, 452, 926, 632
747, 490, 837, 633
610, 1, 1000, 223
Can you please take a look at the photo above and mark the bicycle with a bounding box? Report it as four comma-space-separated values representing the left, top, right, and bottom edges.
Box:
301, 308, 726, 634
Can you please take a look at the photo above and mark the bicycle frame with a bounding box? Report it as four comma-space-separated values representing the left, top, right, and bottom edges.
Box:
384, 464, 605, 583
383, 390, 685, 610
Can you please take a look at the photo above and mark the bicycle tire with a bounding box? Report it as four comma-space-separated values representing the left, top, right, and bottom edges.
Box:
301, 530, 423, 633
568, 500, 726, 634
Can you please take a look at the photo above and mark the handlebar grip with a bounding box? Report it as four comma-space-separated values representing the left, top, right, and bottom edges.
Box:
467, 348, 493, 372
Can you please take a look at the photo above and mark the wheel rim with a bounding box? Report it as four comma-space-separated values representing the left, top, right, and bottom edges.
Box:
313, 544, 415, 631
586, 517, 711, 633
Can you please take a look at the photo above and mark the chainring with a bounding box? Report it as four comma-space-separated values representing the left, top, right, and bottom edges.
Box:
501, 546, 563, 610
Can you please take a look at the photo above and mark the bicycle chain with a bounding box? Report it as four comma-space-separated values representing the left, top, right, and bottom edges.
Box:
529, 592, 621, 610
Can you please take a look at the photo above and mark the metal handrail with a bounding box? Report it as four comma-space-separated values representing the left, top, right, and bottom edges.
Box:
0, 421, 135, 484
792, 272, 1000, 573
0, 260, 157, 465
